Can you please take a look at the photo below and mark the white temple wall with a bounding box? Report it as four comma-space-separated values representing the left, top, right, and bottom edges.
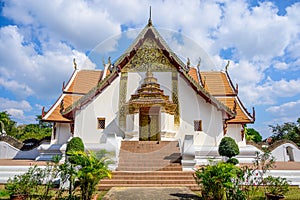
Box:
74, 77, 120, 144
271, 143, 300, 162
51, 123, 71, 145
226, 124, 246, 146
178, 75, 224, 146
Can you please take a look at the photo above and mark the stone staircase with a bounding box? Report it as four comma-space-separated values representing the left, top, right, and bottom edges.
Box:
98, 141, 200, 190
117, 141, 182, 171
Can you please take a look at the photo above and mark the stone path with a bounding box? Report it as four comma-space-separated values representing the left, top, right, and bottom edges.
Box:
102, 187, 201, 200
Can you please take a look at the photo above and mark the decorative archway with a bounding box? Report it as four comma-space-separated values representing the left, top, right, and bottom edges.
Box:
126, 71, 176, 141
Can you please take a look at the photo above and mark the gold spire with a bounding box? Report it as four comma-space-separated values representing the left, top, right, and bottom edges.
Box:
148, 6, 152, 26
144, 70, 157, 84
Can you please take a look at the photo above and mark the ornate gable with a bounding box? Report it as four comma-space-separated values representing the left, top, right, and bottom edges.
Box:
122, 37, 176, 73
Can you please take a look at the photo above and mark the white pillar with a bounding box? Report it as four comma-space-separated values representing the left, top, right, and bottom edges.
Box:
133, 113, 139, 132
161, 112, 167, 131
126, 114, 134, 131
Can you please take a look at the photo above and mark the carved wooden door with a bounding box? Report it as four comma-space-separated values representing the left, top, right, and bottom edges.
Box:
139, 107, 160, 141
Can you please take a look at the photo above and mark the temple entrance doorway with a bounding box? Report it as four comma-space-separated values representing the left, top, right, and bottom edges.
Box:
139, 107, 161, 141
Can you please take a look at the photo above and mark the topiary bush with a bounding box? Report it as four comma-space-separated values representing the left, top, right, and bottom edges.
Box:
227, 157, 239, 165
66, 137, 84, 164
66, 137, 84, 153
218, 137, 240, 159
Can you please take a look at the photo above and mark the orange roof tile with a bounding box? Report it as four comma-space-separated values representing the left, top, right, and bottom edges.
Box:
200, 71, 236, 96
188, 68, 199, 83
65, 70, 103, 94
217, 97, 253, 124
43, 94, 81, 122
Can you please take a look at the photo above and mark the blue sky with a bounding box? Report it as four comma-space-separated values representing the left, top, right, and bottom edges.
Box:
0, 0, 300, 139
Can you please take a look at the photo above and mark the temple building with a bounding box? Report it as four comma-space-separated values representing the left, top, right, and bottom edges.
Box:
41, 18, 257, 170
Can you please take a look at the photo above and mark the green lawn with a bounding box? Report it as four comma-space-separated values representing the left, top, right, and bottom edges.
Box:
248, 186, 300, 200
0, 189, 9, 200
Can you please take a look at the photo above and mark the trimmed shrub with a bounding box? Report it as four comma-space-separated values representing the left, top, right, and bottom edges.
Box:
66, 137, 84, 164
218, 137, 240, 158
227, 157, 239, 165
66, 137, 84, 154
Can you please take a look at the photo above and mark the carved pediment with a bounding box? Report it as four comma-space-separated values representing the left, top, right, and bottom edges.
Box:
122, 38, 176, 72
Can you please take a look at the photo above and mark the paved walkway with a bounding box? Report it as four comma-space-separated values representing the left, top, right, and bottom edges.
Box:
102, 187, 200, 200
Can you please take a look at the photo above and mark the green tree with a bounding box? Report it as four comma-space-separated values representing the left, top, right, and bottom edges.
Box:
16, 123, 51, 141
269, 118, 300, 146
0, 111, 19, 137
218, 137, 240, 159
194, 162, 246, 200
246, 128, 262, 143
35, 114, 52, 128
0, 111, 51, 141
69, 150, 112, 200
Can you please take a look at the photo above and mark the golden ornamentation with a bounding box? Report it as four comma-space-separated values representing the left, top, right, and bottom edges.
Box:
127, 71, 176, 115
172, 71, 180, 127
118, 72, 128, 130
119, 37, 180, 131
122, 38, 176, 73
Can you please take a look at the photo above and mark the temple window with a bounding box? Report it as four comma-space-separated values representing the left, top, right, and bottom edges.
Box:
97, 117, 106, 129
194, 120, 202, 131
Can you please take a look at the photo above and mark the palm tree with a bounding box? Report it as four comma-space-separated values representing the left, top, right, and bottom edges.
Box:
69, 150, 112, 200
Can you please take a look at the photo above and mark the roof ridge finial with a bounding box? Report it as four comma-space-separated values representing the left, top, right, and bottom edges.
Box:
148, 6, 152, 26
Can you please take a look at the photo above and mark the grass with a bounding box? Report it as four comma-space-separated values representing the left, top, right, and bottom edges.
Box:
245, 186, 300, 199
0, 189, 9, 200
0, 188, 108, 200
191, 186, 300, 200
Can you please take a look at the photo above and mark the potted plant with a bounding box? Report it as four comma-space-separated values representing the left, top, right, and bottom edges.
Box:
264, 176, 289, 200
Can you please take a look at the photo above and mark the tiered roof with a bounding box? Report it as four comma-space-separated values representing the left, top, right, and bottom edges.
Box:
200, 70, 254, 124
43, 19, 254, 125
42, 70, 103, 122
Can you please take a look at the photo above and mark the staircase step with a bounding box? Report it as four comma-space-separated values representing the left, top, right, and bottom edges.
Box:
99, 141, 201, 190
117, 141, 182, 172
104, 176, 194, 180
98, 183, 200, 191
110, 171, 194, 176
100, 180, 196, 184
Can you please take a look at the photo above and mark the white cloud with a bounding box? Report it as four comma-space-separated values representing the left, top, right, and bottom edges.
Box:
4, 108, 36, 124
0, 97, 32, 111
214, 1, 295, 62
2, 0, 121, 51
0, 25, 96, 99
0, 78, 34, 97
262, 78, 300, 98
266, 100, 300, 123
5, 108, 25, 120
0, 0, 300, 132
0, 97, 38, 124
273, 62, 289, 70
